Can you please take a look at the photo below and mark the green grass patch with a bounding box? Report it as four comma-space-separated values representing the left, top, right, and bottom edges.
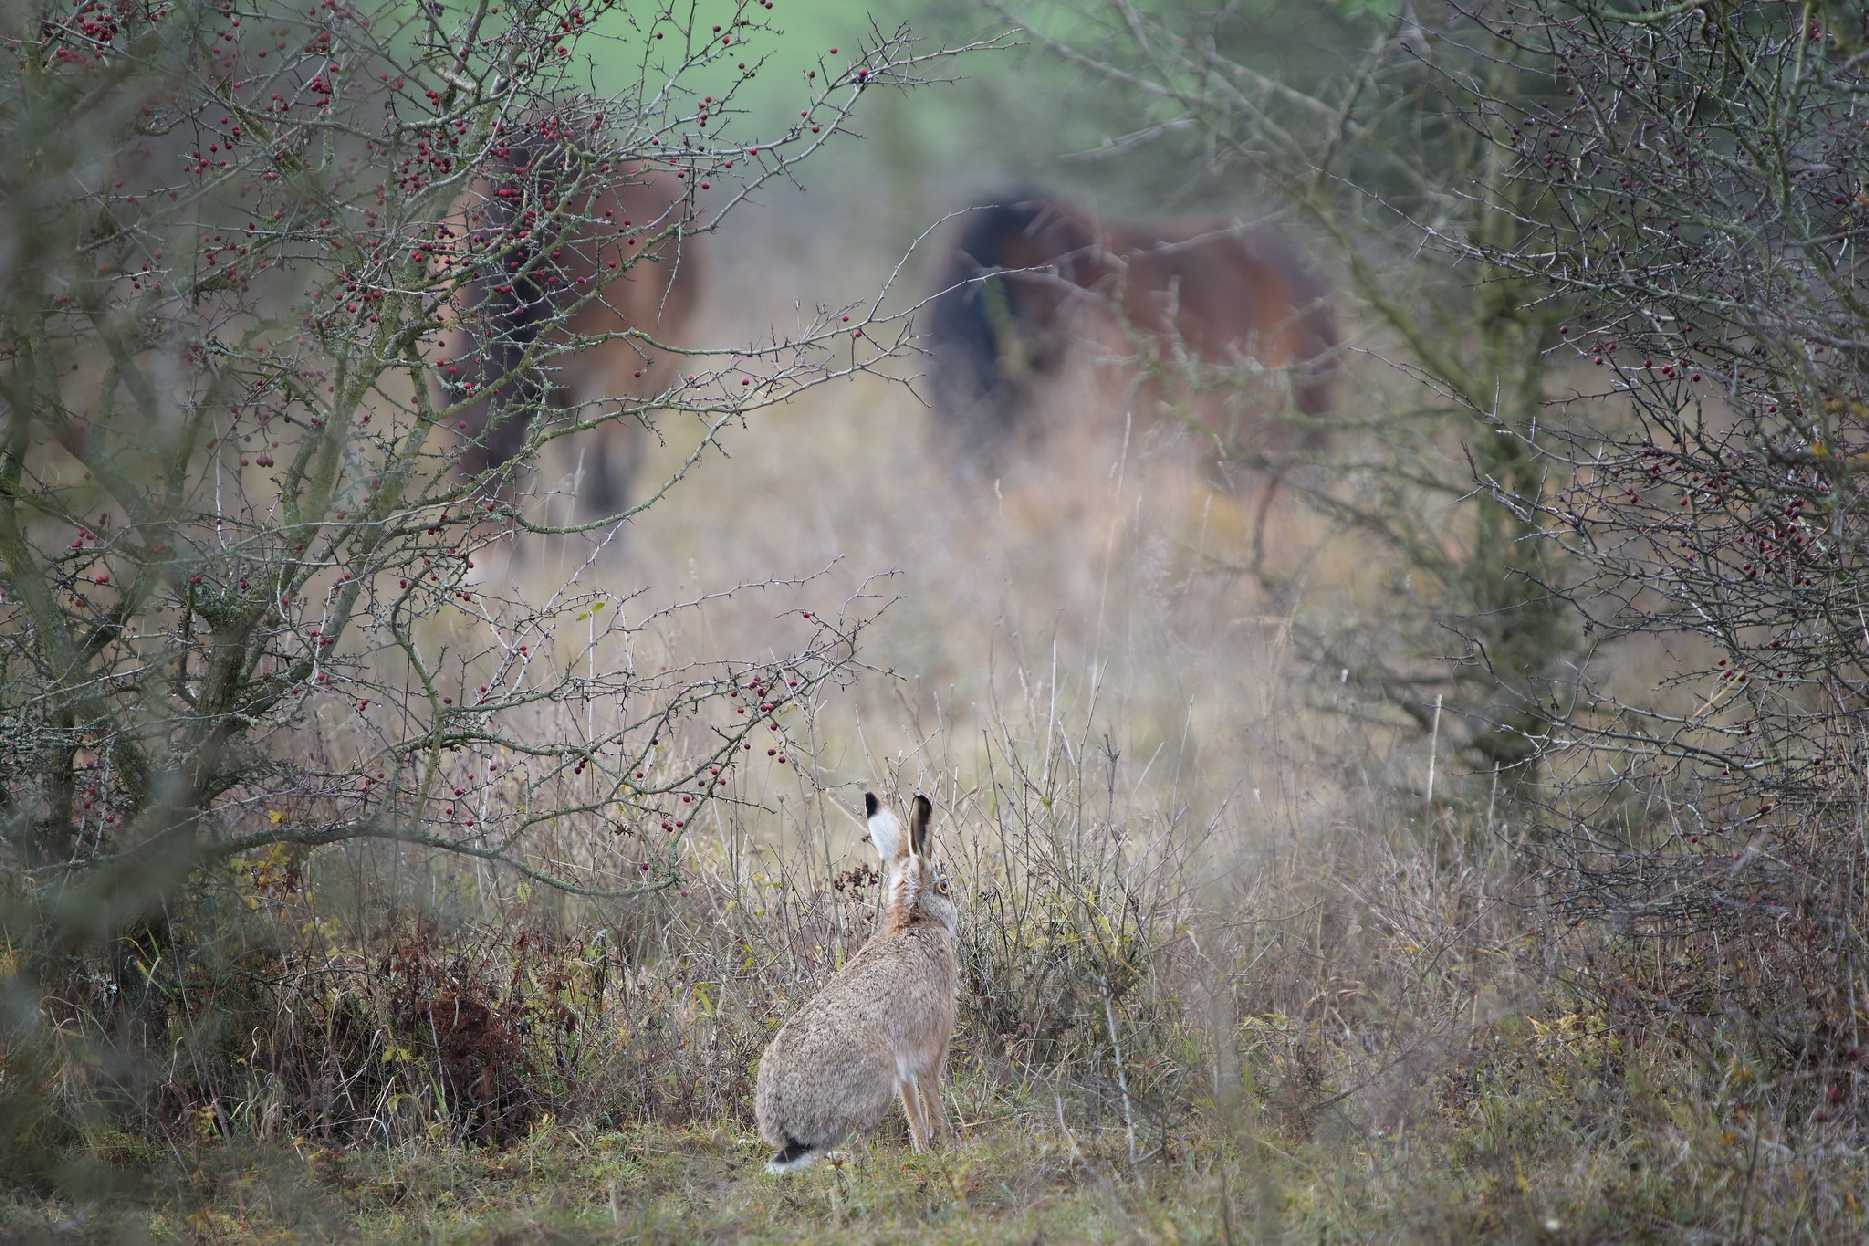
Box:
8, 1039, 1868, 1245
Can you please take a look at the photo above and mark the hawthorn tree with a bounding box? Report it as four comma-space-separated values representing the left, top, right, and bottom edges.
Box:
0, 0, 973, 1014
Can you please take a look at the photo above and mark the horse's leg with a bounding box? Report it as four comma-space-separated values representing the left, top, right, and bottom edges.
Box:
560, 332, 650, 522
581, 430, 620, 516
1251, 466, 1286, 576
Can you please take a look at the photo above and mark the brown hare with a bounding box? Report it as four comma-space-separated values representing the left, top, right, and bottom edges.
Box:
753, 793, 959, 1173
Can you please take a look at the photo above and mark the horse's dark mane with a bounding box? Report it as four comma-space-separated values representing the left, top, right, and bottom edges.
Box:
946, 188, 1054, 274
926, 189, 1057, 438
449, 120, 575, 482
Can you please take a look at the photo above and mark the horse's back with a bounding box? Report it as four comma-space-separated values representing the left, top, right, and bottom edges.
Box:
578, 165, 700, 333
1120, 217, 1335, 418
554, 163, 699, 411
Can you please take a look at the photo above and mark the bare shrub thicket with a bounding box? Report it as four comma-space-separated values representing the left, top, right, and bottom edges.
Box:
997, 0, 1869, 1143
0, 0, 983, 1180
1438, 0, 1869, 1129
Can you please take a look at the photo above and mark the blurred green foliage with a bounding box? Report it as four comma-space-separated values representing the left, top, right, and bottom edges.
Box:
490, 0, 1397, 230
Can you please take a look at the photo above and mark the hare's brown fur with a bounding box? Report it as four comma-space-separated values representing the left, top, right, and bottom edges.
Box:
754, 794, 958, 1172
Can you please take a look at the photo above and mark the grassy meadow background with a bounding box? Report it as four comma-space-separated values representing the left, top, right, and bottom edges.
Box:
5, 1, 1865, 1243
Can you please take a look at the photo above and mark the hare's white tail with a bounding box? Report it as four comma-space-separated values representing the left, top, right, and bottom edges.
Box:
764, 1136, 821, 1174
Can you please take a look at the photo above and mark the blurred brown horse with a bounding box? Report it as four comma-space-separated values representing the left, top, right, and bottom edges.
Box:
927, 189, 1336, 505
434, 112, 702, 518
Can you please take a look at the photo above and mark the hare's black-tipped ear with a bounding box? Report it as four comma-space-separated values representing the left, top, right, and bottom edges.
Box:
909, 795, 933, 855
867, 793, 905, 862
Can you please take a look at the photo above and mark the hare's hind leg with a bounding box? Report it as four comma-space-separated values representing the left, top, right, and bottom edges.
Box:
918, 1039, 952, 1145
898, 1082, 930, 1153
918, 1072, 950, 1145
